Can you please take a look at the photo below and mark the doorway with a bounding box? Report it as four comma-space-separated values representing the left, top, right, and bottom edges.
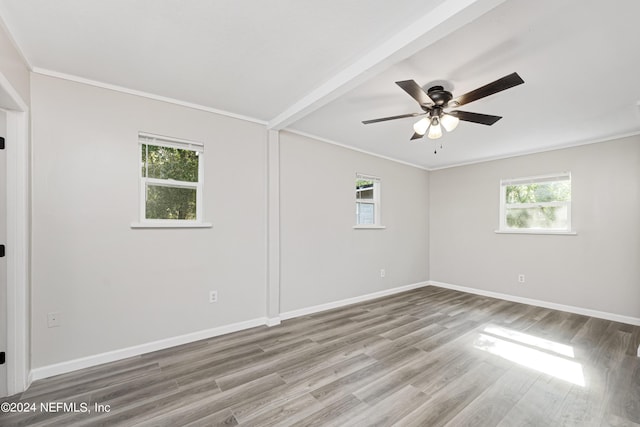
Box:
0, 80, 29, 397
0, 109, 6, 397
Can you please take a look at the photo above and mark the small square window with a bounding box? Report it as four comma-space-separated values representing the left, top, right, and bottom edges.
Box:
139, 132, 205, 224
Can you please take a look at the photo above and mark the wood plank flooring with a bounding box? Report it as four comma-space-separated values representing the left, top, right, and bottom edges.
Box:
1, 286, 639, 426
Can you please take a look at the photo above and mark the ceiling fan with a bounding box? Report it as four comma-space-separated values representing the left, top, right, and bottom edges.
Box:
362, 72, 524, 142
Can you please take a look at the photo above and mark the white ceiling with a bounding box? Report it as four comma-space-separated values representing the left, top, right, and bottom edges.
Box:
1, 0, 639, 169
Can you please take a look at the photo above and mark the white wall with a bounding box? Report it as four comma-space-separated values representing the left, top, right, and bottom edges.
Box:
27, 72, 640, 374
279, 132, 429, 313
30, 74, 268, 368
0, 22, 29, 106
429, 136, 640, 318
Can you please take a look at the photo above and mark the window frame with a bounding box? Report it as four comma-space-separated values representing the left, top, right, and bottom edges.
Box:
498, 172, 574, 235
133, 132, 211, 228
354, 173, 385, 229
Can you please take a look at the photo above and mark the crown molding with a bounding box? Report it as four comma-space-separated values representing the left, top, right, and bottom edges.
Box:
284, 129, 429, 171
32, 67, 268, 125
428, 130, 640, 171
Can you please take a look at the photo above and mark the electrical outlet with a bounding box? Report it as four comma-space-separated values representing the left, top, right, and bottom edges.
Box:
518, 274, 525, 284
47, 312, 61, 328
209, 290, 218, 303
380, 269, 386, 278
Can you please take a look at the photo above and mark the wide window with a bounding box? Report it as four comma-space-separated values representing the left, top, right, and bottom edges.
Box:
499, 172, 571, 233
139, 132, 205, 224
355, 173, 382, 227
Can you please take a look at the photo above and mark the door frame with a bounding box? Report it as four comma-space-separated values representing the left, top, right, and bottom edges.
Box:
0, 72, 29, 396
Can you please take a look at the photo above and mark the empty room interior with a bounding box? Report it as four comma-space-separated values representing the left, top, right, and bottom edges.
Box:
0, 0, 639, 426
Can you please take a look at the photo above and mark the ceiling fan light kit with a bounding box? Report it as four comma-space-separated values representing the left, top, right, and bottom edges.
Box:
363, 72, 524, 150
440, 113, 459, 132
427, 117, 442, 139
413, 112, 459, 138
413, 117, 430, 135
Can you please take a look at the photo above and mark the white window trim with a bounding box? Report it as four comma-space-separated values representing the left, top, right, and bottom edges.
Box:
494, 229, 576, 235
353, 225, 387, 230
132, 132, 211, 229
354, 173, 384, 228
131, 221, 212, 229
498, 172, 573, 235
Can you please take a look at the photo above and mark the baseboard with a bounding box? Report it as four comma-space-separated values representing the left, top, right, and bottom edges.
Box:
429, 281, 640, 326
280, 281, 430, 320
26, 370, 33, 390
266, 317, 281, 327
30, 317, 269, 381
32, 278, 633, 382
29, 281, 429, 382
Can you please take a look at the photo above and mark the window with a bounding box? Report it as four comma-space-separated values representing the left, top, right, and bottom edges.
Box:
138, 132, 206, 225
355, 173, 383, 228
499, 172, 572, 233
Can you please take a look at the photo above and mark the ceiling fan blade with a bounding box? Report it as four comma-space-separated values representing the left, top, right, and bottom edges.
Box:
450, 72, 524, 107
396, 80, 432, 106
362, 112, 424, 124
450, 110, 502, 125
410, 132, 424, 140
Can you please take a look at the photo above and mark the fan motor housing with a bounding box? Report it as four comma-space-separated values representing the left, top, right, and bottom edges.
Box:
427, 85, 453, 106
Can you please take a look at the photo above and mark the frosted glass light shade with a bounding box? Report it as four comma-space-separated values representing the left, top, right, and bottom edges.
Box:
441, 114, 459, 132
428, 118, 442, 139
413, 117, 429, 135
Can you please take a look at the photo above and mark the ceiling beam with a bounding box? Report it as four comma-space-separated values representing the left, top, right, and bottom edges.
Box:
267, 0, 507, 130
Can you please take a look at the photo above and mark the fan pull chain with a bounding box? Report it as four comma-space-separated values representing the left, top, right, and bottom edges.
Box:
433, 141, 443, 154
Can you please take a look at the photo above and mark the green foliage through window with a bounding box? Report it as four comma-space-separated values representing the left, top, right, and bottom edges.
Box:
502, 175, 571, 231
505, 181, 570, 204
141, 144, 199, 182
140, 140, 202, 221
146, 185, 197, 220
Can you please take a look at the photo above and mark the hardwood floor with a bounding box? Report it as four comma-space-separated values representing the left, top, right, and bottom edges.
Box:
1, 286, 639, 426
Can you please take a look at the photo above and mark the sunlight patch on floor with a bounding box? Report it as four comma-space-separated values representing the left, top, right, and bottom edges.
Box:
474, 325, 585, 386
483, 324, 575, 357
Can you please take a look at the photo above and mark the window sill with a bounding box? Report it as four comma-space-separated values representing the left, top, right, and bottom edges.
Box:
353, 225, 386, 230
494, 229, 577, 236
131, 222, 213, 229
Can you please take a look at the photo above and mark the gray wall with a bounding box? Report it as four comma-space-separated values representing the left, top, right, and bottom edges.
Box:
279, 132, 430, 313
429, 136, 640, 318
30, 74, 268, 368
